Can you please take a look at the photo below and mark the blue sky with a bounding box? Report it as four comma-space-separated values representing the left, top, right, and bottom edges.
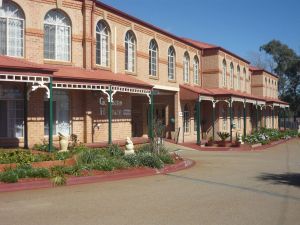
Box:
101, 0, 300, 61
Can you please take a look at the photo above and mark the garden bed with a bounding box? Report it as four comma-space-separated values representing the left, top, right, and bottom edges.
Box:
0, 143, 182, 186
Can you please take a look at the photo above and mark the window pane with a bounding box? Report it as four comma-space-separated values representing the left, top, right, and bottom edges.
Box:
44, 24, 56, 59
7, 18, 23, 57
0, 18, 7, 55
0, 100, 8, 137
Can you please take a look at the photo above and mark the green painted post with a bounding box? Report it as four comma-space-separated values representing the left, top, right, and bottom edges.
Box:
264, 107, 267, 128
256, 102, 258, 131
243, 101, 246, 138
48, 77, 53, 152
229, 98, 233, 142
272, 107, 275, 129
212, 101, 215, 141
149, 91, 154, 140
196, 98, 201, 145
283, 108, 286, 130
108, 86, 112, 144
24, 84, 28, 149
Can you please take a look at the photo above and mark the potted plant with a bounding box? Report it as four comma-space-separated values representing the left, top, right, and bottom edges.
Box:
234, 133, 243, 147
217, 132, 230, 147
206, 136, 214, 146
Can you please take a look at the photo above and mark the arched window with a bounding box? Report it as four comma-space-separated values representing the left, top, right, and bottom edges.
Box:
230, 63, 234, 88
149, 39, 158, 76
243, 68, 246, 92
0, 1, 25, 57
222, 59, 227, 87
183, 52, 190, 83
0, 84, 24, 138
193, 56, 199, 84
237, 65, 240, 90
125, 31, 136, 72
168, 46, 175, 80
183, 104, 190, 133
44, 9, 71, 61
96, 20, 110, 67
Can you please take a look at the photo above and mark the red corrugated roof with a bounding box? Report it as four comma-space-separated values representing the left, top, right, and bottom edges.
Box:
249, 65, 279, 78
183, 38, 250, 64
180, 84, 268, 102
53, 66, 153, 89
0, 55, 56, 73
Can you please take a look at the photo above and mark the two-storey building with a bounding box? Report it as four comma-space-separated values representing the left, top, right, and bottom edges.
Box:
0, 0, 289, 149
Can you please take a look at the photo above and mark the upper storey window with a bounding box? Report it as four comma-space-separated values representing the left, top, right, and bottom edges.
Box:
168, 46, 175, 80
44, 9, 71, 61
96, 20, 110, 67
149, 39, 158, 76
183, 52, 190, 83
125, 31, 136, 73
222, 59, 227, 87
230, 63, 234, 88
237, 65, 241, 90
243, 68, 247, 91
0, 1, 24, 57
193, 56, 199, 84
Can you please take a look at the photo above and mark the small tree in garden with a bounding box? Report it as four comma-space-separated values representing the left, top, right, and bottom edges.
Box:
151, 119, 166, 154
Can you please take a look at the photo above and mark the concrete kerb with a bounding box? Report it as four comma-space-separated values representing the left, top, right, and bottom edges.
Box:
0, 158, 195, 193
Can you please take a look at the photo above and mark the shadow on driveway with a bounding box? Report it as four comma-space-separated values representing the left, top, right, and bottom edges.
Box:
257, 173, 300, 188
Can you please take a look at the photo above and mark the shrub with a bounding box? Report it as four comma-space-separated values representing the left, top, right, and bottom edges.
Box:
0, 171, 18, 183
77, 149, 102, 164
136, 144, 153, 153
123, 154, 140, 167
158, 153, 174, 164
92, 158, 129, 171
26, 168, 50, 178
137, 152, 164, 169
54, 151, 71, 161
107, 144, 124, 157
50, 166, 67, 186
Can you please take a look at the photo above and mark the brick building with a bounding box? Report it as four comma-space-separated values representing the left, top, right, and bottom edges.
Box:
0, 0, 289, 148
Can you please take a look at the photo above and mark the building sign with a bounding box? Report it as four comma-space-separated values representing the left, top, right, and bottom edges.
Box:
99, 97, 130, 116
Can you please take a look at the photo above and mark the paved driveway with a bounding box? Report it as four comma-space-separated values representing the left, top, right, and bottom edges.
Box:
1, 139, 300, 225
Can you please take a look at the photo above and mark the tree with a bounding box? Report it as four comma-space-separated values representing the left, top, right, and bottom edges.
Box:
259, 40, 300, 117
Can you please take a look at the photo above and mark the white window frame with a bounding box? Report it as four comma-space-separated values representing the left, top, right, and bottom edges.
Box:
0, 84, 24, 138
96, 20, 110, 67
44, 10, 71, 62
149, 39, 158, 76
243, 68, 247, 92
237, 66, 241, 90
168, 46, 175, 80
222, 60, 227, 87
0, 1, 25, 57
125, 31, 136, 73
183, 105, 190, 133
193, 56, 199, 84
183, 52, 190, 83
230, 63, 234, 89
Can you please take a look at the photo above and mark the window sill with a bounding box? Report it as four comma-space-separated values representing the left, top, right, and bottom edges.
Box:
44, 60, 72, 66
149, 75, 159, 80
94, 65, 111, 71
125, 71, 137, 76
168, 79, 177, 83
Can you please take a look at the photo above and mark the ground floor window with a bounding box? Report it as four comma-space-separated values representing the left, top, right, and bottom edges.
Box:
238, 107, 242, 129
44, 90, 70, 136
0, 84, 24, 138
183, 104, 190, 133
222, 106, 228, 131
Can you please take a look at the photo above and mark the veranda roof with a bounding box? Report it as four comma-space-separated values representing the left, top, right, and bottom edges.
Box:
53, 66, 153, 89
179, 84, 288, 105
